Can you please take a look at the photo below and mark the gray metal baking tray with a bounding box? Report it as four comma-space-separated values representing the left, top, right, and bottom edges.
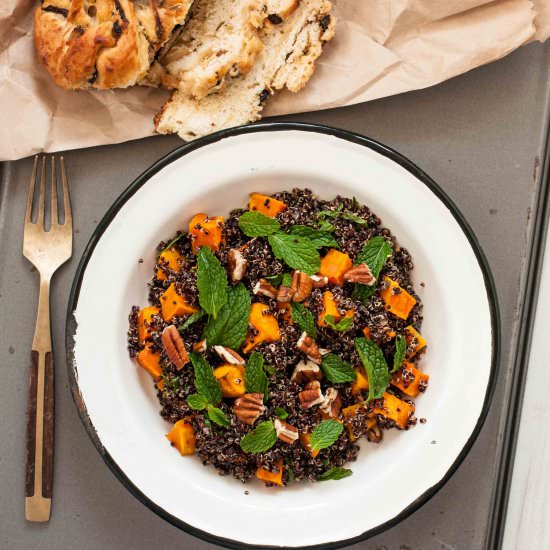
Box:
1, 40, 548, 549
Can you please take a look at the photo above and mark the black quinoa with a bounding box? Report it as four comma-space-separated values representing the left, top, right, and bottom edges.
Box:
127, 189, 428, 485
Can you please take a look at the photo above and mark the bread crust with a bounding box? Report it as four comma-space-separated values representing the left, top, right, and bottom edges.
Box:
34, 0, 193, 90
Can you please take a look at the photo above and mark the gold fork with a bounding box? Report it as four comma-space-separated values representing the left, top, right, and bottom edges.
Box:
23, 156, 72, 522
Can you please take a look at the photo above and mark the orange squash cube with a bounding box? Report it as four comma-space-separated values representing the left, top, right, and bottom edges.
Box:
137, 306, 160, 343
156, 247, 183, 280
351, 367, 369, 395
318, 249, 353, 286
405, 325, 427, 358
213, 365, 246, 397
373, 392, 415, 429
249, 193, 287, 218
362, 327, 372, 339
318, 290, 353, 327
137, 347, 162, 380
256, 459, 284, 486
166, 418, 196, 456
188, 213, 225, 254
160, 283, 198, 321
391, 361, 429, 398
243, 303, 281, 353
379, 277, 417, 320
342, 403, 374, 441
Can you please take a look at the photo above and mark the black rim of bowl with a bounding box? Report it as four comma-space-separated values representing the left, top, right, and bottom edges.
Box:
66, 122, 501, 550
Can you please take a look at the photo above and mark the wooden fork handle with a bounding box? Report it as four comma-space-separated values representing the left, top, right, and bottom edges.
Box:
25, 349, 54, 521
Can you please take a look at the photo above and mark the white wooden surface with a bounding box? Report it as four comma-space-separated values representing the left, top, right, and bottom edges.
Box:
503, 231, 550, 550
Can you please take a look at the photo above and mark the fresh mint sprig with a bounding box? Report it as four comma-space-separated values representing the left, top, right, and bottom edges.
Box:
290, 302, 317, 338
392, 334, 407, 373
355, 337, 390, 402
310, 420, 344, 451
196, 247, 228, 318
240, 420, 277, 453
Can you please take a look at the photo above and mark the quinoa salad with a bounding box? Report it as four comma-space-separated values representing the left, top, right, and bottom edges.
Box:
127, 189, 429, 486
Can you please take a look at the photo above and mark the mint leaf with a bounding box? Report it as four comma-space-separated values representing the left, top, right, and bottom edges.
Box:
321, 354, 356, 383
268, 233, 320, 275
178, 309, 205, 331
392, 334, 407, 373
274, 407, 289, 420
352, 283, 376, 302
187, 393, 208, 410
288, 466, 295, 482
317, 204, 343, 219
316, 220, 336, 233
289, 226, 340, 249
157, 234, 183, 258
207, 405, 230, 427
310, 420, 344, 451
203, 283, 251, 349
342, 212, 370, 226
355, 337, 390, 402
324, 314, 354, 332
239, 211, 280, 237
196, 247, 228, 318
281, 272, 293, 287
240, 420, 277, 453
355, 236, 393, 277
263, 363, 276, 376
318, 467, 353, 481
265, 273, 284, 286
190, 352, 223, 405
290, 302, 317, 338
245, 352, 269, 398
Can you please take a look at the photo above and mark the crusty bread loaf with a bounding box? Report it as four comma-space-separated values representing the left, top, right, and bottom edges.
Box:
154, 0, 335, 140
34, 0, 194, 90
145, 0, 299, 96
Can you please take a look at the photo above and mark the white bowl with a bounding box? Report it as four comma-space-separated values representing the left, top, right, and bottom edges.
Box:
67, 123, 499, 548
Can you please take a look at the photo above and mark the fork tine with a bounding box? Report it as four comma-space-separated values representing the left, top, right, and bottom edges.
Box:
60, 156, 72, 227
50, 156, 58, 227
25, 157, 39, 223
36, 157, 47, 229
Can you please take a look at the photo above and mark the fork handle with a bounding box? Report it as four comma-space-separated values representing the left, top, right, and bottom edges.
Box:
25, 279, 54, 522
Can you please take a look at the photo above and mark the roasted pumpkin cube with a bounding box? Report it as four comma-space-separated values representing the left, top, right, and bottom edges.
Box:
351, 367, 369, 395
405, 325, 427, 358
318, 290, 353, 327
318, 249, 353, 286
188, 213, 225, 254
214, 365, 246, 397
156, 247, 183, 281
256, 459, 284, 486
373, 392, 414, 429
379, 277, 417, 320
160, 283, 198, 321
249, 193, 287, 218
166, 418, 196, 456
342, 403, 373, 442
391, 362, 429, 398
243, 303, 281, 353
137, 306, 160, 343
300, 432, 320, 458
362, 327, 372, 339
136, 347, 162, 380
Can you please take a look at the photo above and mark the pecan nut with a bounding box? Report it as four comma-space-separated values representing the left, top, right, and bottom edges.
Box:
291, 360, 323, 384
161, 325, 189, 370
298, 380, 324, 409
253, 278, 279, 299
310, 274, 329, 288
296, 331, 322, 364
290, 270, 314, 302
228, 248, 247, 283
234, 393, 265, 425
320, 388, 342, 419
366, 422, 383, 443
274, 418, 299, 444
193, 339, 207, 353
276, 285, 295, 303
213, 345, 245, 365
343, 263, 376, 285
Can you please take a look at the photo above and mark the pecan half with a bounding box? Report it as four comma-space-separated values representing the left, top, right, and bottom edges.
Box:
366, 422, 383, 443
343, 263, 376, 285
298, 380, 324, 409
228, 248, 247, 283
213, 345, 245, 365
234, 393, 265, 425
274, 418, 299, 444
193, 339, 207, 353
310, 274, 329, 288
276, 285, 295, 303
290, 270, 314, 302
320, 388, 342, 419
253, 278, 278, 299
296, 331, 322, 364
291, 360, 323, 384
161, 325, 189, 370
